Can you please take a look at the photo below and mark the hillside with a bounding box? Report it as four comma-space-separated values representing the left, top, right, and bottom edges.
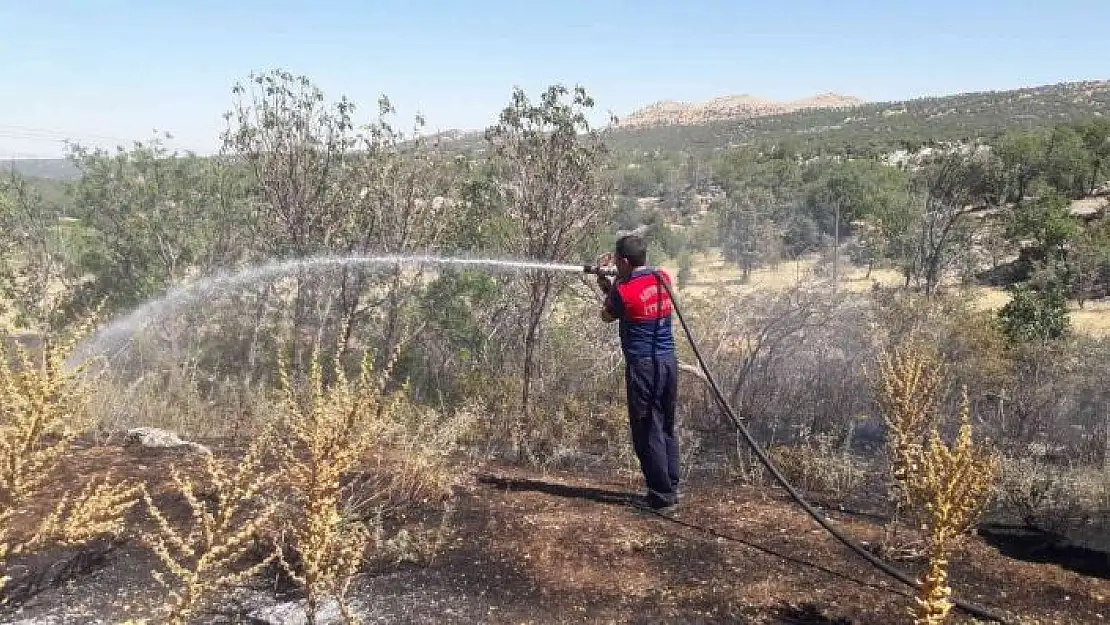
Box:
607, 79, 1110, 155
7, 80, 1110, 179
618, 93, 864, 128
401, 80, 1110, 157
4, 158, 79, 181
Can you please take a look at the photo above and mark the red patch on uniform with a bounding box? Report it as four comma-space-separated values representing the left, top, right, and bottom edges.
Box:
617, 271, 673, 323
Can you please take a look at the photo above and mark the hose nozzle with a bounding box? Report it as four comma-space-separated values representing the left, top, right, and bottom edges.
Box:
583, 264, 617, 277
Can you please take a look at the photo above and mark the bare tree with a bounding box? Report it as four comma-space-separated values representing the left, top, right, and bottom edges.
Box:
484, 85, 612, 448
0, 172, 74, 331
221, 69, 356, 369
331, 100, 462, 360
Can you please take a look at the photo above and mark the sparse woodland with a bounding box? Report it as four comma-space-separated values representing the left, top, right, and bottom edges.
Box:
2, 70, 1110, 623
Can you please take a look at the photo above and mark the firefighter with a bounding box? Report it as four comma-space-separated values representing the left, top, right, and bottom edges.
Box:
595, 233, 680, 511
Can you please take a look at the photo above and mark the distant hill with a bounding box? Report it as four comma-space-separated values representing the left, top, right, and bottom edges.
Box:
617, 93, 864, 128
606, 79, 1110, 155
3, 158, 79, 181
414, 80, 1110, 158
8, 79, 1110, 179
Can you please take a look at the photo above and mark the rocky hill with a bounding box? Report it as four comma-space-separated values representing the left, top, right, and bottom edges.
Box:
9, 80, 1110, 179
618, 93, 864, 128
607, 79, 1110, 155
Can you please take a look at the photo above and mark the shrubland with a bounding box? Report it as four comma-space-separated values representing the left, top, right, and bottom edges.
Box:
1, 69, 1109, 622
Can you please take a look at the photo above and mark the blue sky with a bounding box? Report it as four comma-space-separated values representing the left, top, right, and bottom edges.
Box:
2, 0, 1108, 157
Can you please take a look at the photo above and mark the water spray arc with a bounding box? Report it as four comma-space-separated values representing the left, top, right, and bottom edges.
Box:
71, 254, 596, 367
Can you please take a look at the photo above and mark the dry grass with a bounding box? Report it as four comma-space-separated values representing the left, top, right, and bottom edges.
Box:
995, 456, 1110, 531
768, 433, 867, 497
676, 249, 1110, 336
1066, 299, 1110, 336
662, 250, 905, 297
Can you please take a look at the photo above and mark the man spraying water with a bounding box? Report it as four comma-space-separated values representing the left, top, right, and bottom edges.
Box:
594, 233, 680, 512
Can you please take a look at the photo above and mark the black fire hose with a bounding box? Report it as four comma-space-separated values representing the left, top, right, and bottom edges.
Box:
586, 265, 1012, 624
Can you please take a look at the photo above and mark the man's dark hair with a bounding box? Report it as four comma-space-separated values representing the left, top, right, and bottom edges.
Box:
615, 234, 647, 267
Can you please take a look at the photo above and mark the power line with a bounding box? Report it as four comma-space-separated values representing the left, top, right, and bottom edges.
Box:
0, 124, 150, 147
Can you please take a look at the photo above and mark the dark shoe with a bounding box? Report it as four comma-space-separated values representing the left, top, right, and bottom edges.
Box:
630, 493, 678, 513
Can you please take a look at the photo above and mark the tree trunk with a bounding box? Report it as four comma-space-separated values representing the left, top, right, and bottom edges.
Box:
379, 269, 406, 370
925, 257, 940, 296
518, 276, 552, 459
292, 273, 309, 373
337, 266, 362, 356
519, 312, 539, 454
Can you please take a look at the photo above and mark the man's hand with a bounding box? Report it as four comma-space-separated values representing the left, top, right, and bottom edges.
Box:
595, 252, 614, 293
595, 252, 617, 321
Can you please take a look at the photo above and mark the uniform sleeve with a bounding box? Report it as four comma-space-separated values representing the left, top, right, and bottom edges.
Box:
604, 284, 624, 319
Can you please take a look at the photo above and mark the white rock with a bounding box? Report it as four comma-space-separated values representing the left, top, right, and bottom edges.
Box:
123, 427, 210, 454
248, 599, 345, 625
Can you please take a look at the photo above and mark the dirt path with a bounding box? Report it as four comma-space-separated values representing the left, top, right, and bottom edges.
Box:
3, 454, 1108, 624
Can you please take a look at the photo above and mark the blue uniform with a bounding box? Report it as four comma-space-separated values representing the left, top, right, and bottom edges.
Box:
604, 267, 680, 506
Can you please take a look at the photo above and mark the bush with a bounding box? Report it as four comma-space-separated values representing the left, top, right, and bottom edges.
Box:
0, 322, 139, 600
768, 433, 867, 497
998, 282, 1069, 344
994, 456, 1109, 532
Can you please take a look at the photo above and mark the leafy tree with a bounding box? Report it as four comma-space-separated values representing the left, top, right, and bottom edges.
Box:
802, 160, 881, 235
614, 160, 667, 198
803, 160, 915, 276
221, 69, 358, 369
407, 269, 507, 401
717, 191, 781, 279
1007, 189, 1081, 262
712, 147, 802, 204
222, 70, 355, 256
994, 130, 1045, 203
1042, 125, 1093, 198
998, 282, 1069, 345
1074, 119, 1110, 194
0, 172, 83, 329
483, 84, 611, 440
781, 213, 821, 258
66, 137, 241, 320
1066, 216, 1110, 306
330, 98, 465, 360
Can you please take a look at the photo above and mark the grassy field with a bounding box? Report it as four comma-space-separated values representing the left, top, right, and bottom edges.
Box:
658, 249, 1110, 337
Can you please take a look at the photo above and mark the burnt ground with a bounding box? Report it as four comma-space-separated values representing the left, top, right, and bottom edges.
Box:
2, 444, 1109, 624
